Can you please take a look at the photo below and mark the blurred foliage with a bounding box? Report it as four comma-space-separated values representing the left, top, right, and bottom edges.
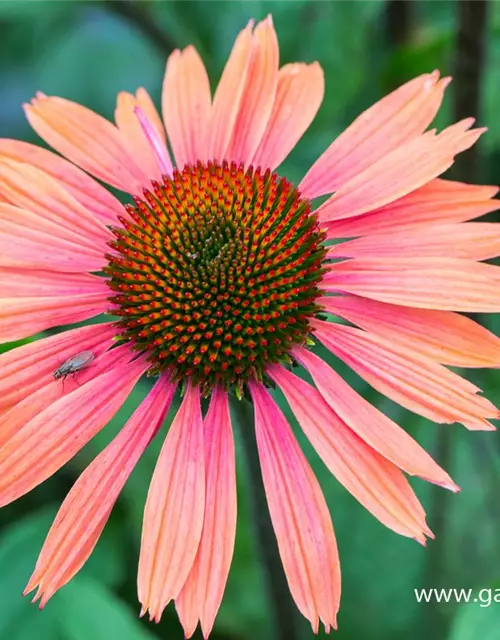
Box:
0, 1, 500, 640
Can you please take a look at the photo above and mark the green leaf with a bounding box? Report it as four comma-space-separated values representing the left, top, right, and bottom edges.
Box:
449, 593, 500, 640
56, 576, 157, 640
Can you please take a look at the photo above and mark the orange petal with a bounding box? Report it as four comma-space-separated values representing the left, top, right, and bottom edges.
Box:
138, 384, 205, 622
25, 376, 175, 607
162, 47, 211, 167
251, 62, 324, 170
322, 295, 500, 368
267, 367, 435, 543
0, 139, 123, 224
329, 223, 500, 261
323, 257, 500, 312
176, 388, 236, 639
324, 178, 500, 238
206, 21, 254, 161
287, 348, 456, 489
317, 120, 483, 222
300, 72, 450, 199
25, 95, 147, 193
312, 319, 498, 430
115, 89, 169, 181
0, 322, 116, 413
249, 382, 340, 633
0, 353, 146, 507
225, 16, 279, 165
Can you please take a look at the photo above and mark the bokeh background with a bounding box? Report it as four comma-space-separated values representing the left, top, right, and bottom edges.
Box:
1, 1, 500, 639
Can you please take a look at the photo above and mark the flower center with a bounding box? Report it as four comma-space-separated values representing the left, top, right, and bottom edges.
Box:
105, 161, 326, 394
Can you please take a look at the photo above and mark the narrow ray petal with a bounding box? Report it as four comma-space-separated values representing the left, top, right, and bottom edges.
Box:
329, 223, 500, 261
317, 121, 483, 222
251, 62, 324, 170
312, 319, 498, 429
0, 322, 116, 413
286, 348, 456, 488
300, 72, 449, 199
25, 377, 175, 607
226, 16, 279, 165
249, 382, 340, 633
176, 389, 236, 639
324, 179, 500, 238
206, 21, 254, 161
162, 46, 211, 167
25, 95, 147, 193
267, 368, 435, 542
323, 257, 500, 312
322, 295, 500, 367
0, 354, 146, 507
0, 139, 123, 224
138, 384, 205, 622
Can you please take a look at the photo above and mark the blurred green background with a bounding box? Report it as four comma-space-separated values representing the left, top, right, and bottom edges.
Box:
1, 1, 500, 639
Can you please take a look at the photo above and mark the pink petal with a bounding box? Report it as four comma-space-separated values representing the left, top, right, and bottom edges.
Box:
312, 319, 498, 430
0, 139, 123, 225
25, 95, 148, 193
176, 388, 236, 639
300, 72, 449, 199
0, 352, 146, 507
317, 120, 483, 223
329, 223, 500, 261
323, 257, 500, 312
138, 384, 205, 622
162, 46, 211, 167
225, 16, 279, 165
0, 322, 116, 413
267, 367, 435, 543
206, 21, 254, 161
249, 382, 340, 633
288, 347, 455, 489
322, 295, 500, 367
115, 89, 169, 182
251, 62, 324, 170
25, 376, 175, 607
324, 178, 500, 238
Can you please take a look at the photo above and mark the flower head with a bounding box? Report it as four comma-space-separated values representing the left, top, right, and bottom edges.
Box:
0, 14, 499, 637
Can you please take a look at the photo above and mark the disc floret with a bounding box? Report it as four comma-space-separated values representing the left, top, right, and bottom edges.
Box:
105, 161, 326, 394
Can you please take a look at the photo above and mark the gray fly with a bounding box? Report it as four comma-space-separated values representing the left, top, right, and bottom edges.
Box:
54, 350, 95, 384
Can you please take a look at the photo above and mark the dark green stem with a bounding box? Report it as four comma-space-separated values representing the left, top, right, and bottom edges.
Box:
230, 397, 300, 640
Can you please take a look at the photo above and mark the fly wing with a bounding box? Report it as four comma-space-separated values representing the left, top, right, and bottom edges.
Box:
68, 350, 95, 369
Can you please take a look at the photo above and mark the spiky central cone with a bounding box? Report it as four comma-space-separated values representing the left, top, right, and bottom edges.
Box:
105, 161, 326, 394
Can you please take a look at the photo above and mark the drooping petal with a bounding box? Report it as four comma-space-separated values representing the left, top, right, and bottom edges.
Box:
225, 16, 279, 165
286, 348, 455, 488
176, 388, 236, 639
300, 72, 449, 199
139, 384, 205, 622
317, 120, 483, 223
324, 179, 500, 238
0, 353, 146, 507
249, 382, 340, 633
329, 223, 500, 261
0, 160, 111, 247
0, 322, 116, 413
162, 46, 211, 167
321, 295, 500, 367
206, 21, 254, 161
251, 62, 324, 170
0, 139, 123, 224
0, 204, 106, 272
115, 89, 169, 181
267, 366, 437, 542
323, 257, 500, 312
312, 319, 498, 430
25, 376, 175, 607
25, 95, 148, 193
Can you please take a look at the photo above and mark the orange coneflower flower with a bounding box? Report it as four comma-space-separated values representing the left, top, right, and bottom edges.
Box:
0, 14, 499, 636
